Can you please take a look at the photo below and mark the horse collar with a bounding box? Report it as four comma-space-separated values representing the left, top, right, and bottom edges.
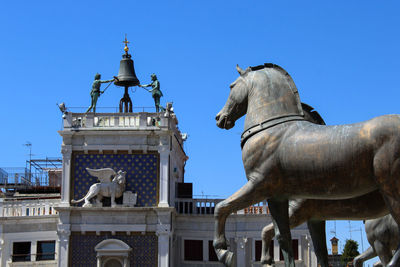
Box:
240, 114, 305, 148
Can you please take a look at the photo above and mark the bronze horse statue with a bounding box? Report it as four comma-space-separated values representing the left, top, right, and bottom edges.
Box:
354, 214, 400, 267
261, 105, 390, 266
214, 63, 400, 267
261, 190, 388, 266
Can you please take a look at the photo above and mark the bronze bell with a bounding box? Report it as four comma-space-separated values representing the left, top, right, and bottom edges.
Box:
114, 37, 139, 113
114, 53, 140, 87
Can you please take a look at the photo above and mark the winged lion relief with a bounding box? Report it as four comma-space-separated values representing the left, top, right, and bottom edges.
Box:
71, 168, 126, 207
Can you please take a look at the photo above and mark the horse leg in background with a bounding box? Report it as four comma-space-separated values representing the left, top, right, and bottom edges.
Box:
214, 181, 266, 267
374, 151, 400, 267
307, 220, 329, 267
268, 198, 295, 267
260, 202, 323, 266
381, 197, 400, 267
261, 223, 274, 266
373, 239, 393, 266
353, 247, 377, 267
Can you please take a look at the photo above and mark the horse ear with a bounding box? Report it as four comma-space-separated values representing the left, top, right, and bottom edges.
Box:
236, 64, 244, 75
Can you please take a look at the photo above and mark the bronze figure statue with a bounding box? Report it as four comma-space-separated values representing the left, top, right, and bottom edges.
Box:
86, 73, 116, 113
214, 63, 400, 267
139, 73, 164, 112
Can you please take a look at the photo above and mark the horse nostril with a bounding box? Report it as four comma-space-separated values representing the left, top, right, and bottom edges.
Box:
215, 114, 220, 120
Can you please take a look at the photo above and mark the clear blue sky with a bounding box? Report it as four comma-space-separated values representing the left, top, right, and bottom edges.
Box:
1, 1, 399, 265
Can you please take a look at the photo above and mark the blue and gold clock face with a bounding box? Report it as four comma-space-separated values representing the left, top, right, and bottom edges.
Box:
72, 153, 159, 206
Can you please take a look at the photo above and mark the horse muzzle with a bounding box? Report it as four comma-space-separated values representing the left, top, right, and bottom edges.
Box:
216, 113, 235, 129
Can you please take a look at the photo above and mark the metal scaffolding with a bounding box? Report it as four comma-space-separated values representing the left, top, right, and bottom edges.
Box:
0, 158, 62, 193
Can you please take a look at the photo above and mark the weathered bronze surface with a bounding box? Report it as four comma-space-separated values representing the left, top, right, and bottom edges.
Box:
260, 106, 388, 267
214, 63, 400, 267
86, 73, 115, 113
261, 191, 388, 266
139, 73, 164, 112
354, 214, 399, 267
114, 38, 140, 87
114, 37, 139, 113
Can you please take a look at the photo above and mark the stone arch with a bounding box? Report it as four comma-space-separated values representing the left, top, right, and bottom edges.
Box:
94, 239, 132, 267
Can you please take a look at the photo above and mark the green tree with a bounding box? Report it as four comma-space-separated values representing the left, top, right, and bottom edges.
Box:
341, 239, 360, 265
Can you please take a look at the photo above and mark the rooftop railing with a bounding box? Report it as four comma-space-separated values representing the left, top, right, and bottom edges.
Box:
63, 112, 170, 130
175, 198, 269, 215
0, 198, 60, 217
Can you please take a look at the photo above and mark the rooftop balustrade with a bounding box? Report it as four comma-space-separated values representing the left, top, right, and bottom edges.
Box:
63, 112, 171, 130
0, 198, 60, 217
175, 198, 269, 215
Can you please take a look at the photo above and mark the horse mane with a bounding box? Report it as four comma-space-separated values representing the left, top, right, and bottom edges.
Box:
250, 63, 289, 76
248, 63, 303, 117
301, 103, 326, 125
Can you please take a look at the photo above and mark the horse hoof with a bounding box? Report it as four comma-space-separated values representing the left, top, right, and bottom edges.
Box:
225, 251, 235, 267
216, 249, 235, 267
260, 258, 274, 267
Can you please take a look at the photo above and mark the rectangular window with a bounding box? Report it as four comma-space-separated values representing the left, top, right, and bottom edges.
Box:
279, 239, 299, 260
208, 240, 218, 261
12, 242, 31, 262
37, 240, 56, 261
255, 240, 274, 261
184, 240, 203, 261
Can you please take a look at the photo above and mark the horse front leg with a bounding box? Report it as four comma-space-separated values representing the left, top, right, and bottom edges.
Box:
214, 181, 265, 267
268, 198, 295, 267
307, 220, 329, 267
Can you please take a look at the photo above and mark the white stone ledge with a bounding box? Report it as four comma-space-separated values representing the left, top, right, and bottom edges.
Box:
71, 224, 146, 232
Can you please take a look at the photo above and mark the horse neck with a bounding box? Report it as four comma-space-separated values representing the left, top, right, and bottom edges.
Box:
244, 69, 303, 130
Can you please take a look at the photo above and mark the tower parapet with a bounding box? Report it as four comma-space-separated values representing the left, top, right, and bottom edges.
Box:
59, 107, 186, 208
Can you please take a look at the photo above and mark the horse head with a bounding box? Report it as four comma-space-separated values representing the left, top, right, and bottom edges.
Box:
216, 65, 251, 129
216, 63, 304, 132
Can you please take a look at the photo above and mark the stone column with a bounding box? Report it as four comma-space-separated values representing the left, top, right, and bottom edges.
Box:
0, 199, 3, 217
158, 146, 170, 207
57, 218, 71, 267
61, 145, 72, 206
0, 224, 4, 267
123, 256, 129, 267
31, 241, 37, 261
157, 231, 170, 267
235, 237, 248, 267
156, 210, 171, 267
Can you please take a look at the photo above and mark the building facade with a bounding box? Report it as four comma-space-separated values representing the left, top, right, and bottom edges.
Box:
0, 109, 317, 267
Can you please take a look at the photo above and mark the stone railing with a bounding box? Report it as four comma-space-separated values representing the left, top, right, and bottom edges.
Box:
0, 198, 60, 217
63, 112, 169, 129
175, 198, 269, 215
175, 198, 223, 215
236, 200, 269, 215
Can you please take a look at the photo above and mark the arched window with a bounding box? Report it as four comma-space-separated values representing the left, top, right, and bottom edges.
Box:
103, 257, 123, 267
94, 239, 132, 267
